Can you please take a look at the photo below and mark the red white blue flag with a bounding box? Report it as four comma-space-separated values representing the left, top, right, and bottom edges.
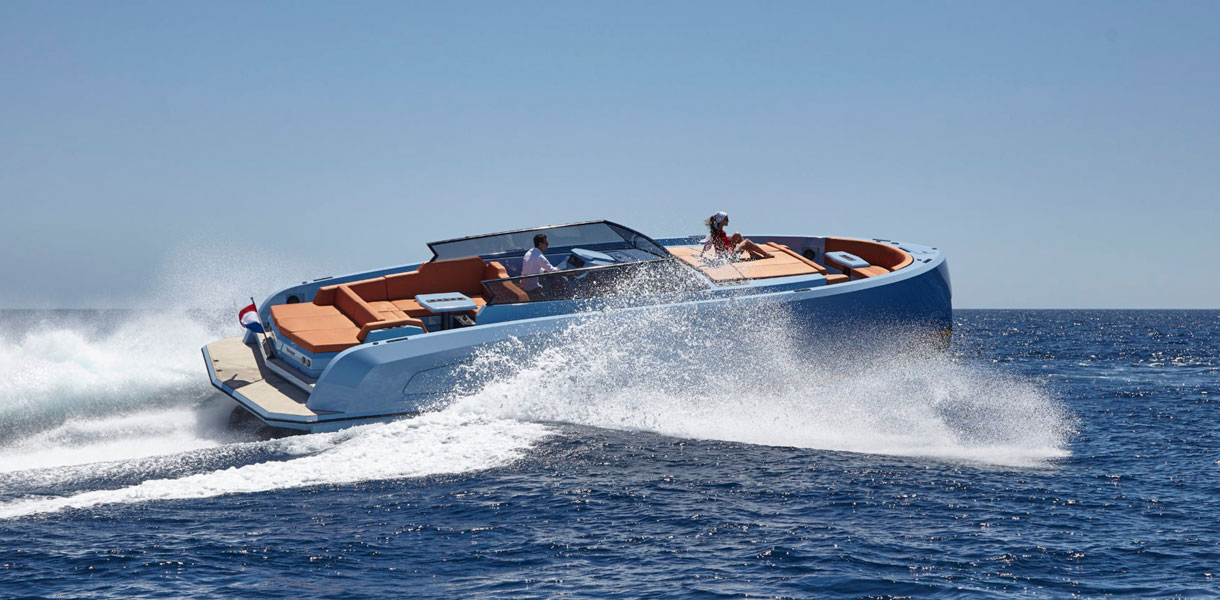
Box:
238, 303, 265, 334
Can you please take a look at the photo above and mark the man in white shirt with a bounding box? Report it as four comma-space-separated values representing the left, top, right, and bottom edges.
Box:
520, 233, 558, 296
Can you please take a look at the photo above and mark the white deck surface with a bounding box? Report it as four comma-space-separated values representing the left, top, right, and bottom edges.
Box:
205, 336, 316, 417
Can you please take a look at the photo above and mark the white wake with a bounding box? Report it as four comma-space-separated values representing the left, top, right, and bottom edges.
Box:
0, 413, 550, 519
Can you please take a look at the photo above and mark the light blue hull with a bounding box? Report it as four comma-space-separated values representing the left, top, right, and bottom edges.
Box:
205, 235, 951, 433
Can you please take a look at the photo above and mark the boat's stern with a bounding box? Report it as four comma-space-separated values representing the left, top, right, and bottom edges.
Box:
203, 336, 332, 433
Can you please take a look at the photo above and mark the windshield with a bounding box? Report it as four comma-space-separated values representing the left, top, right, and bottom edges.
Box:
482, 258, 709, 304
428, 221, 668, 261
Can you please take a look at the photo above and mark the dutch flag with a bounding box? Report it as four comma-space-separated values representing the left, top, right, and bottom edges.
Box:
238, 303, 265, 334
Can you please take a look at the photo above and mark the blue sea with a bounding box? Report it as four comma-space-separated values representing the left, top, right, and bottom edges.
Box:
1, 309, 1217, 598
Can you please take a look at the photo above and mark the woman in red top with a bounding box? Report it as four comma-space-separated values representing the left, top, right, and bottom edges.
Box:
701, 211, 767, 260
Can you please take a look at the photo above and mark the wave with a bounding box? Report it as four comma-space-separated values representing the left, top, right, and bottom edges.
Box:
448, 300, 1074, 467
0, 406, 226, 475
0, 243, 327, 443
0, 311, 221, 441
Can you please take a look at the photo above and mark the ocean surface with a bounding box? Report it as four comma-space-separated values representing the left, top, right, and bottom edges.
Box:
0, 308, 1217, 598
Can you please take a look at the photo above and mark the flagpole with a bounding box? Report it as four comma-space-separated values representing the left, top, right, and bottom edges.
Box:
250, 296, 275, 359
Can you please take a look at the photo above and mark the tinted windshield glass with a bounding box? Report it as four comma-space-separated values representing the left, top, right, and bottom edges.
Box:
429, 222, 664, 261
483, 258, 708, 304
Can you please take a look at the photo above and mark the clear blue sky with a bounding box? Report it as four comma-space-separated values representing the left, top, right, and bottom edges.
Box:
2, 1, 1217, 308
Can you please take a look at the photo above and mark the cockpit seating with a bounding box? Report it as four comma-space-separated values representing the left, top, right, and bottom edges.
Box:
270, 258, 527, 354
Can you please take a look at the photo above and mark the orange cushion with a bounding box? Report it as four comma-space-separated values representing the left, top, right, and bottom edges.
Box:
274, 286, 421, 353
366, 300, 407, 319
269, 302, 338, 320
413, 257, 490, 297
386, 257, 499, 302
313, 285, 340, 306
286, 327, 362, 353
483, 261, 509, 281
276, 314, 360, 332
390, 298, 429, 317
346, 277, 388, 301
270, 302, 364, 353
384, 272, 418, 299
479, 263, 529, 303
336, 286, 380, 326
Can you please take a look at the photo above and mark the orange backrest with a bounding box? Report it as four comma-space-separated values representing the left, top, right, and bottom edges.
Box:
320, 257, 510, 307
383, 271, 416, 300
314, 284, 340, 305
346, 276, 388, 301
385, 257, 492, 300
317, 278, 385, 305
335, 285, 381, 326
825, 238, 912, 271
479, 261, 528, 303
411, 257, 489, 297
483, 261, 509, 281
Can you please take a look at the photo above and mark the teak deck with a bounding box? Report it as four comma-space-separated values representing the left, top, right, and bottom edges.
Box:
204, 336, 316, 417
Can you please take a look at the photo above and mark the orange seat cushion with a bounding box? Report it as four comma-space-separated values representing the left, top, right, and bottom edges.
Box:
366, 300, 408, 320
313, 284, 340, 306
335, 286, 380, 326
275, 313, 360, 332
278, 258, 511, 352
483, 261, 509, 281
268, 302, 334, 319
270, 302, 363, 353
392, 298, 437, 318
289, 328, 363, 353
386, 256, 489, 298
346, 277, 388, 302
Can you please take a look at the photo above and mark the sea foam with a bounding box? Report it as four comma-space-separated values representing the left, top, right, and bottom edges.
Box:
0, 413, 551, 519
447, 299, 1073, 467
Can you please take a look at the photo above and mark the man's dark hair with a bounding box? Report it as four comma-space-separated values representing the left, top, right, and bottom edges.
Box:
534, 234, 548, 248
